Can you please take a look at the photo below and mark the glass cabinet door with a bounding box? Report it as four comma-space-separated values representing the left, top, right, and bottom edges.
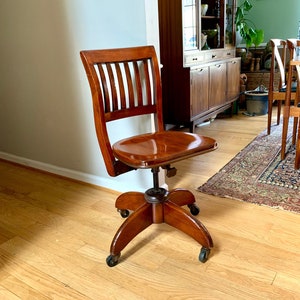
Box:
225, 0, 234, 47
200, 0, 223, 50
182, 0, 235, 52
183, 0, 199, 51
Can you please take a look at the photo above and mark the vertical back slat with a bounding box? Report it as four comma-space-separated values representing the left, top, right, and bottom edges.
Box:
143, 59, 152, 106
115, 63, 126, 109
98, 63, 111, 113
105, 63, 118, 111
273, 40, 286, 88
133, 61, 143, 106
124, 62, 135, 108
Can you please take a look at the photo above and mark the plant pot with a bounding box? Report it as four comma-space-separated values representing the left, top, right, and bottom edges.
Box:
245, 90, 268, 115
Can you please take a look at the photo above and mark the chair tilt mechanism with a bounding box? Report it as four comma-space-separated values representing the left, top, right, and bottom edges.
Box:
80, 45, 217, 267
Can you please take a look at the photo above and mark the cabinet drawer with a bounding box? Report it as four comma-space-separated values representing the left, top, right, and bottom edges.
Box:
185, 53, 206, 65
205, 49, 235, 61
185, 49, 235, 66
205, 51, 223, 61
223, 49, 236, 58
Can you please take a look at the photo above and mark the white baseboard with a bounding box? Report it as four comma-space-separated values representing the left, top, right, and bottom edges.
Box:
0, 151, 113, 188
0, 151, 168, 192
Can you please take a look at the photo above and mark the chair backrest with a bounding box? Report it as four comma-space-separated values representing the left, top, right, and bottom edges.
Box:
80, 46, 164, 177
269, 39, 287, 92
286, 39, 299, 59
287, 39, 300, 104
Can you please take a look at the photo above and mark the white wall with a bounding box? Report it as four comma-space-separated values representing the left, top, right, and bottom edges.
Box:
0, 0, 160, 192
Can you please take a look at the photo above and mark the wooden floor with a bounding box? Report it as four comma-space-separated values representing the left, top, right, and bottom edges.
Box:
1, 111, 300, 299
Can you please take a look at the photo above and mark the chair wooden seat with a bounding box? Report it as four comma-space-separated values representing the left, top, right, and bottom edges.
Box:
113, 131, 216, 169
80, 45, 217, 267
279, 82, 297, 92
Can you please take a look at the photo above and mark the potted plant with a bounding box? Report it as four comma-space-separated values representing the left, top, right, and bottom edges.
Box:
235, 0, 264, 48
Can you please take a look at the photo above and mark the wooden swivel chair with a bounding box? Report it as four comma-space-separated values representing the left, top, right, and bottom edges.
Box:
267, 39, 297, 135
281, 39, 300, 169
80, 46, 217, 267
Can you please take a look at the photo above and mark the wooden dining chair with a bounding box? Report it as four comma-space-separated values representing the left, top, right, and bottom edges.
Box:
267, 39, 297, 135
80, 46, 217, 267
281, 39, 300, 169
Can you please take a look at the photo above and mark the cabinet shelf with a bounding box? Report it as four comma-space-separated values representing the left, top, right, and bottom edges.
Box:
201, 16, 220, 19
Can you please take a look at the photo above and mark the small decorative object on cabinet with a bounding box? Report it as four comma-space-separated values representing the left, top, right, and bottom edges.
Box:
158, 0, 240, 132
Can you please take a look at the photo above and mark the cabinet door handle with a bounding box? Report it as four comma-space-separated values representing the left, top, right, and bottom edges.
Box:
212, 54, 217, 59
215, 64, 221, 68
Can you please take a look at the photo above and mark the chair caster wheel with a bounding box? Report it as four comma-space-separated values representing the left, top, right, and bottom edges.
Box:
188, 203, 200, 216
118, 209, 129, 218
106, 254, 120, 267
199, 247, 210, 263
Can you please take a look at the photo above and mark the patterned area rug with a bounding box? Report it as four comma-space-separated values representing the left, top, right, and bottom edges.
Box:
198, 121, 300, 213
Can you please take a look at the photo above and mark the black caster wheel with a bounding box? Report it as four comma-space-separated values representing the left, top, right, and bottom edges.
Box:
118, 209, 129, 218
188, 203, 200, 216
199, 247, 210, 263
106, 254, 120, 267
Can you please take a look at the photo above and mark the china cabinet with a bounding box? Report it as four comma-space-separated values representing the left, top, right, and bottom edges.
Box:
158, 0, 240, 131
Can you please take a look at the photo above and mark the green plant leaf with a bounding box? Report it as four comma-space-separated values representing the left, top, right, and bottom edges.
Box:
252, 29, 264, 47
243, 0, 253, 11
